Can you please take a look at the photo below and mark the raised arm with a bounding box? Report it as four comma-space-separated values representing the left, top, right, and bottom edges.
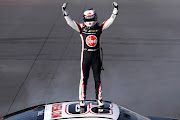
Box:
62, 3, 80, 32
101, 2, 118, 31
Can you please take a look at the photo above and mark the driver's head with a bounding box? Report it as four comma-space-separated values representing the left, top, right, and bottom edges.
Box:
83, 8, 97, 27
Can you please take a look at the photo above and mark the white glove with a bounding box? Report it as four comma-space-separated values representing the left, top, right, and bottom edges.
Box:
62, 3, 68, 16
112, 2, 118, 15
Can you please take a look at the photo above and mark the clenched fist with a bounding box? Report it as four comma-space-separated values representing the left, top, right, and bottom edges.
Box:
62, 3, 68, 16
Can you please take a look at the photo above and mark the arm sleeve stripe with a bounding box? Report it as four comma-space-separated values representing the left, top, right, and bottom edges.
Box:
101, 20, 108, 30
75, 22, 81, 32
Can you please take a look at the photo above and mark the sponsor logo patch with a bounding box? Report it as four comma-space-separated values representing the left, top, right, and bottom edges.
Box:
86, 35, 97, 47
87, 12, 92, 17
90, 30, 97, 32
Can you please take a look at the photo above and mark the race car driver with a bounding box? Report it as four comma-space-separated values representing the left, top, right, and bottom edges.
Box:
62, 2, 118, 107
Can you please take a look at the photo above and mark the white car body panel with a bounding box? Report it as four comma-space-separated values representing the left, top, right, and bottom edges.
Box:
44, 101, 120, 120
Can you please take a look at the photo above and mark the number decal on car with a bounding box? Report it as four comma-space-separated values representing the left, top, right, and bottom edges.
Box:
65, 102, 113, 115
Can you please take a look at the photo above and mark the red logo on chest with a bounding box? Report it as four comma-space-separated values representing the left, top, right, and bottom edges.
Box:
86, 35, 97, 47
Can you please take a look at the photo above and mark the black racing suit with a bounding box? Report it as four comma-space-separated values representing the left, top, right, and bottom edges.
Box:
78, 23, 103, 100
63, 9, 117, 101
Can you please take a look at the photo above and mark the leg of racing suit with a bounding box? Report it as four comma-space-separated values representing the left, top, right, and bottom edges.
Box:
79, 51, 91, 101
92, 51, 102, 100
79, 51, 102, 101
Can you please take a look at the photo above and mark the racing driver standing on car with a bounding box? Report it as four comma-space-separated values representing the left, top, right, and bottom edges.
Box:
62, 2, 118, 107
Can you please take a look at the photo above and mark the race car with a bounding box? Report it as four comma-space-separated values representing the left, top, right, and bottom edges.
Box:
1, 100, 178, 120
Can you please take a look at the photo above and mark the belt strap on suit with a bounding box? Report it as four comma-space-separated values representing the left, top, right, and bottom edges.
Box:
84, 48, 99, 51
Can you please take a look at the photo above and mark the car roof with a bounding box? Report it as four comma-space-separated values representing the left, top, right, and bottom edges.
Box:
44, 100, 120, 120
